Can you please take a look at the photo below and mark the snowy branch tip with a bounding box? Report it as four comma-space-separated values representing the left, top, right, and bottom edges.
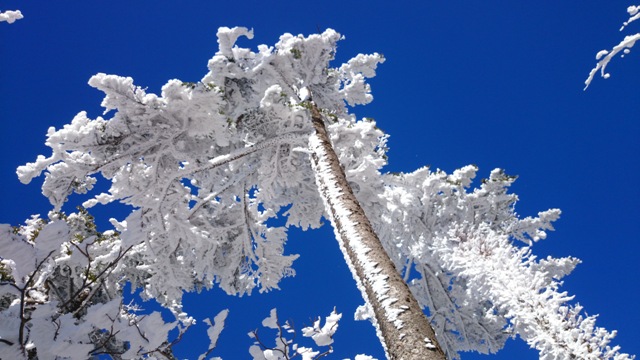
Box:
0, 10, 23, 24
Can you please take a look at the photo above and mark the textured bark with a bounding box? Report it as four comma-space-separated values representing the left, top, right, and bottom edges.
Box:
308, 103, 446, 360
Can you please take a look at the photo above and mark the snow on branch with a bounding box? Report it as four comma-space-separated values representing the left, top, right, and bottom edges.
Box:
0, 211, 179, 359
585, 5, 640, 88
248, 308, 375, 360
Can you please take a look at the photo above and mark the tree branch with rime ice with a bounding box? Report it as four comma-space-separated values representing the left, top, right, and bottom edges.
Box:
0, 211, 180, 359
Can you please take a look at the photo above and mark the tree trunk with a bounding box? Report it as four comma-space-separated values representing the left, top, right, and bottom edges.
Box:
308, 103, 446, 360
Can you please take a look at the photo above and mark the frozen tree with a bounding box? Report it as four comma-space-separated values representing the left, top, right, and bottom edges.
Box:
15, 27, 440, 360
7, 27, 634, 359
0, 9, 23, 24
585, 5, 640, 88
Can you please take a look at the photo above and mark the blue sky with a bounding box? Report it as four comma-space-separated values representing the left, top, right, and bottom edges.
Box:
1, 1, 639, 359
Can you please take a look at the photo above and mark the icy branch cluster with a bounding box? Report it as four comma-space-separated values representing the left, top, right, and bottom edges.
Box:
2, 27, 633, 359
585, 5, 640, 88
0, 210, 180, 359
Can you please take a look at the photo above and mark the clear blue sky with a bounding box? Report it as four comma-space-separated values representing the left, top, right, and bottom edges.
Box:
1, 1, 639, 359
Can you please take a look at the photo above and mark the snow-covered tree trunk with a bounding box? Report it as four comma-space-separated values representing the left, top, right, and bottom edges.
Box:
308, 102, 445, 360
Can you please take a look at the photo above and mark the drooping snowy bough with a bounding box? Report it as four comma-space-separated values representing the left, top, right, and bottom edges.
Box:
4, 27, 633, 359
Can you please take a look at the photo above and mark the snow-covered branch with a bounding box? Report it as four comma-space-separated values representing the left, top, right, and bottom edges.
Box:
585, 5, 640, 88
0, 211, 179, 359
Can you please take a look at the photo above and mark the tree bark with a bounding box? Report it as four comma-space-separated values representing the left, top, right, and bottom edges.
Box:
308, 103, 446, 360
